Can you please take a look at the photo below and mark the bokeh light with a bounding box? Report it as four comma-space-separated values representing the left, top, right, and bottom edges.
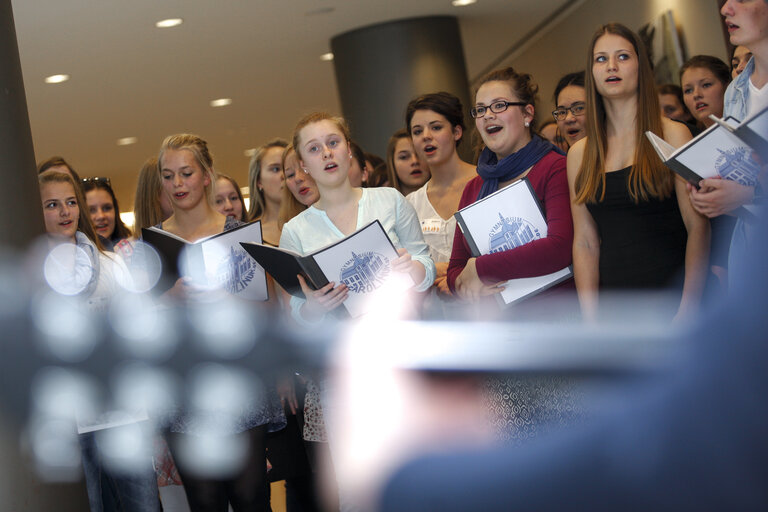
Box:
188, 298, 258, 359
109, 292, 178, 360
31, 292, 99, 362
113, 241, 162, 294
43, 243, 94, 296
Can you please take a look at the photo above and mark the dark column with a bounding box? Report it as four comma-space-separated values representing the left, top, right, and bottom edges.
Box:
331, 16, 473, 161
0, 0, 44, 249
0, 2, 88, 510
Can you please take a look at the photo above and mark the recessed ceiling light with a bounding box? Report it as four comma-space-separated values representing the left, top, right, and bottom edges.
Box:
244, 148, 257, 157
452, 0, 477, 5
117, 137, 138, 146
210, 98, 232, 107
320, 53, 334, 62
45, 74, 70, 84
156, 18, 183, 28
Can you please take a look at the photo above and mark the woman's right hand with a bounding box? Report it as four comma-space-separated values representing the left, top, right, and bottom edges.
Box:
297, 274, 348, 321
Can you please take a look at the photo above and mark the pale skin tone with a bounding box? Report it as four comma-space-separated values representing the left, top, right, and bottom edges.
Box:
455, 80, 537, 301
569, 33, 709, 322
160, 148, 227, 297
409, 110, 476, 295
295, 120, 426, 322
687, 0, 768, 217
41, 181, 79, 243
256, 146, 285, 246
86, 188, 116, 239
555, 85, 588, 147
392, 137, 430, 196
731, 45, 753, 79
680, 67, 727, 128
214, 177, 244, 221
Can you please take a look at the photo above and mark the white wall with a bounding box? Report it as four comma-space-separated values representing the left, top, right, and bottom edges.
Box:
490, 0, 728, 121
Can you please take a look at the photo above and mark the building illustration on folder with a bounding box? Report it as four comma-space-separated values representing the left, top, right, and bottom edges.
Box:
217, 246, 258, 294
488, 213, 541, 254
715, 147, 760, 186
340, 251, 389, 294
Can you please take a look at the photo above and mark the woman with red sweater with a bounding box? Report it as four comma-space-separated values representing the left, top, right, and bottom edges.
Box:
447, 67, 573, 304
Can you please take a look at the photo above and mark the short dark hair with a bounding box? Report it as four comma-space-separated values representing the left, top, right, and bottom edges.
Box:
405, 92, 466, 146
553, 71, 585, 103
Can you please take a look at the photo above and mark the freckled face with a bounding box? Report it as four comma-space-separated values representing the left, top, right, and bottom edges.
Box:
41, 181, 79, 241
721, 0, 768, 49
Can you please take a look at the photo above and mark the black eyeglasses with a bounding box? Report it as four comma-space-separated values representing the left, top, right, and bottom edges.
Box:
81, 177, 112, 186
470, 101, 527, 119
552, 103, 586, 121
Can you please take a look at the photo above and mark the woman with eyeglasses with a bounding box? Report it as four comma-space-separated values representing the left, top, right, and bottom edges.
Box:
568, 23, 709, 322
405, 92, 476, 302
82, 177, 133, 256
446, 67, 572, 306
552, 71, 587, 150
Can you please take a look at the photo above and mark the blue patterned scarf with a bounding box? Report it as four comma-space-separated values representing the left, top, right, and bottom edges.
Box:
476, 135, 564, 201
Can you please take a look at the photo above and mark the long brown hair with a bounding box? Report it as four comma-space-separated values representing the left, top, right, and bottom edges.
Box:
575, 23, 673, 204
38, 170, 103, 251
277, 145, 311, 230
133, 157, 164, 231
247, 138, 289, 220
81, 179, 133, 241
385, 129, 411, 194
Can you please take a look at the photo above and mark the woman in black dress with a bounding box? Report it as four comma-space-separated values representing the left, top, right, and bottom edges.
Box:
567, 23, 709, 321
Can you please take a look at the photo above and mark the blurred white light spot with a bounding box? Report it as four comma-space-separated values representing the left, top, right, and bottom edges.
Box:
113, 241, 162, 293
210, 98, 232, 107
32, 367, 99, 423
95, 419, 153, 474
109, 293, 177, 360
244, 148, 256, 158
29, 417, 82, 481
32, 293, 99, 362
117, 136, 138, 146
320, 52, 334, 61
120, 211, 135, 231
155, 18, 183, 28
188, 300, 257, 358
113, 363, 178, 419
451, 0, 477, 5
43, 243, 95, 296
45, 74, 70, 84
189, 364, 255, 418
175, 431, 248, 478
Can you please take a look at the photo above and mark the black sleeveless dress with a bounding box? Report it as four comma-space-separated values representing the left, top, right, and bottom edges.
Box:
586, 167, 687, 291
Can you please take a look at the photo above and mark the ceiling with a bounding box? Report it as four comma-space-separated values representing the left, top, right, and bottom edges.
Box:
12, 0, 568, 209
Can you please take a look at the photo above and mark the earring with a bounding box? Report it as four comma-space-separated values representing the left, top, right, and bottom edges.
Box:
524, 121, 530, 127
302, 168, 308, 174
